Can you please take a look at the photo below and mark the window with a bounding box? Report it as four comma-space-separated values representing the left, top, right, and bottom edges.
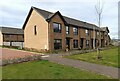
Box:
53, 23, 61, 33
66, 26, 70, 34
86, 40, 89, 47
54, 39, 62, 49
73, 40, 78, 48
101, 32, 103, 37
5, 34, 10, 38
73, 27, 78, 35
105, 32, 107, 35
34, 25, 37, 35
3, 34, 11, 42
85, 29, 89, 36
97, 31, 99, 36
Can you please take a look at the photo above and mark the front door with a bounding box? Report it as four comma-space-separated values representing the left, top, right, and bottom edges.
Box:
66, 38, 70, 49
101, 39, 104, 47
91, 39, 93, 49
80, 38, 84, 49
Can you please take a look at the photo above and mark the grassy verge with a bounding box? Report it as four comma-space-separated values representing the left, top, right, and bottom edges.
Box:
65, 47, 118, 68
2, 60, 110, 79
0, 67, 1, 80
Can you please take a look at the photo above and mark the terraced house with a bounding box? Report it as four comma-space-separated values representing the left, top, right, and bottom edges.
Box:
23, 6, 110, 51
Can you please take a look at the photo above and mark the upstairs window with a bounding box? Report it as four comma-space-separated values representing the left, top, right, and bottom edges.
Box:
73, 27, 78, 35
101, 32, 103, 37
85, 29, 89, 36
3, 34, 10, 41
34, 25, 37, 35
97, 31, 99, 36
53, 23, 61, 33
66, 26, 70, 34
105, 32, 107, 35
5, 34, 10, 38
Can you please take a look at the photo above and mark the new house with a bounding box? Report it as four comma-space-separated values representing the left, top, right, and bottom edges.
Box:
0, 27, 24, 48
23, 6, 110, 51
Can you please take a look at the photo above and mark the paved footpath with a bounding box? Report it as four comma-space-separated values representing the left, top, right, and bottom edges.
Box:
42, 54, 119, 79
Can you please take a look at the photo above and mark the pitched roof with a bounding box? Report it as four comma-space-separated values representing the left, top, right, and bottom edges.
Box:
33, 7, 53, 19
23, 6, 107, 31
101, 27, 110, 33
0, 27, 24, 35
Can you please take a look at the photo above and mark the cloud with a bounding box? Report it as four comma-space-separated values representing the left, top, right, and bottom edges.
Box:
0, 0, 119, 39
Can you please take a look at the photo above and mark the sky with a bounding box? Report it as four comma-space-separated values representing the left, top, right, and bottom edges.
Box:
0, 0, 119, 39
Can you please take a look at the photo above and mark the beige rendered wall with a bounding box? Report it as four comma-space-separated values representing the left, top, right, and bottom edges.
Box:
24, 10, 49, 50
0, 31, 3, 46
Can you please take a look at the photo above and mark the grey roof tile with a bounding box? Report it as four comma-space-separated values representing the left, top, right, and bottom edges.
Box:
28, 7, 108, 31
0, 27, 24, 35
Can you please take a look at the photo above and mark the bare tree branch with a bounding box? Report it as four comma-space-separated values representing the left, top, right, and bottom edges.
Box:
94, 0, 105, 59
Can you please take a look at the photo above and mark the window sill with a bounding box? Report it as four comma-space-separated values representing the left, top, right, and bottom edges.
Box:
73, 34, 78, 36
54, 32, 62, 33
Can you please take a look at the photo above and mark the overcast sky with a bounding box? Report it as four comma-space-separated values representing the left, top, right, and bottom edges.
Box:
0, 0, 118, 39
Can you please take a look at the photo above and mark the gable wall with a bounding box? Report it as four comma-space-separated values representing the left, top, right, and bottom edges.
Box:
24, 10, 49, 50
0, 31, 3, 45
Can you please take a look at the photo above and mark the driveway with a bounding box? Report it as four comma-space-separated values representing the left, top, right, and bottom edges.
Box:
0, 48, 41, 60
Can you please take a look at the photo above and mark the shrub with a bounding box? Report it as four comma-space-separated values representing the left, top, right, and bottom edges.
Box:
2, 55, 42, 66
23, 47, 50, 53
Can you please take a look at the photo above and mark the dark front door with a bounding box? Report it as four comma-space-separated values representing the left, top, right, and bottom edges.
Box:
66, 38, 70, 49
101, 39, 104, 47
91, 39, 93, 49
80, 38, 84, 49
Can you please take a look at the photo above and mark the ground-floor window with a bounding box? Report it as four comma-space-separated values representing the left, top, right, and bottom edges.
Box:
86, 40, 89, 47
54, 39, 62, 49
73, 40, 78, 48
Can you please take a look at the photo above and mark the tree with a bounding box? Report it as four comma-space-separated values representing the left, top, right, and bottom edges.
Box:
95, 0, 104, 59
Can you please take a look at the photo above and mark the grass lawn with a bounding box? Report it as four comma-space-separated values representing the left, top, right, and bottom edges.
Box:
0, 67, 1, 79
66, 47, 118, 68
2, 60, 110, 79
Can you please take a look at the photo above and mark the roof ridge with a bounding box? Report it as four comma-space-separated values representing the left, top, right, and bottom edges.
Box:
0, 26, 22, 29
23, 6, 107, 31
63, 16, 85, 23
32, 7, 89, 24
32, 6, 53, 14
32, 6, 98, 28
63, 16, 97, 27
